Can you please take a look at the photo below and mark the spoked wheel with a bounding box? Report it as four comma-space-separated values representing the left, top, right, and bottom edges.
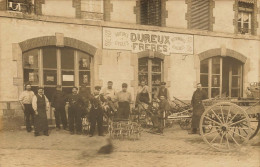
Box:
179, 118, 191, 130
200, 102, 251, 152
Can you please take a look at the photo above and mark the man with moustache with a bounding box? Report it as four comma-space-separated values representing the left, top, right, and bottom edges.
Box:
190, 83, 208, 134
19, 83, 35, 132
32, 87, 50, 136
51, 85, 68, 130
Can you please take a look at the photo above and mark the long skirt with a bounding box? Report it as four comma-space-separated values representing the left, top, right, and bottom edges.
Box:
116, 102, 130, 120
34, 109, 48, 133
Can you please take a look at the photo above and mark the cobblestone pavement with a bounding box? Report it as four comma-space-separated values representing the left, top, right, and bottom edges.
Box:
0, 123, 259, 167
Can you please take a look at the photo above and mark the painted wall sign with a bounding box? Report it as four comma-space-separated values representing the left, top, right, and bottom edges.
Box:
103, 27, 193, 55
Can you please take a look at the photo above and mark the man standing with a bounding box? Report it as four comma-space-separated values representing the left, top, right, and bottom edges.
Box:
100, 81, 117, 113
89, 86, 106, 137
32, 87, 50, 136
51, 85, 68, 130
66, 87, 85, 135
19, 83, 35, 132
155, 82, 170, 101
190, 83, 208, 134
115, 83, 132, 120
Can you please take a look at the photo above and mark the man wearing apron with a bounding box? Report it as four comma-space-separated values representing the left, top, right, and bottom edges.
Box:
32, 87, 50, 136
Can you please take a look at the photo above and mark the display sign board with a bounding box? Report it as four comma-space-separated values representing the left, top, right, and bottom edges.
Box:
103, 27, 193, 55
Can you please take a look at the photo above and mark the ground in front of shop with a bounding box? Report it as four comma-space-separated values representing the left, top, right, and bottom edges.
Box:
0, 122, 259, 167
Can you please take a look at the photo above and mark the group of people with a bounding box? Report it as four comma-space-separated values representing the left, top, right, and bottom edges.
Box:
19, 81, 207, 137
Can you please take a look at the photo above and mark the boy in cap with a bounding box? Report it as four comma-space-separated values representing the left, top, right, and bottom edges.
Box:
89, 86, 106, 137
151, 95, 170, 134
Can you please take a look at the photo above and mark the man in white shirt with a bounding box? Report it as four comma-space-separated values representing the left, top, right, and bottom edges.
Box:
19, 83, 35, 132
100, 81, 117, 112
32, 87, 50, 136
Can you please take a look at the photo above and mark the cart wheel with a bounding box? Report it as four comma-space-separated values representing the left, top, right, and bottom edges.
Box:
179, 118, 191, 130
200, 102, 251, 152
249, 113, 260, 140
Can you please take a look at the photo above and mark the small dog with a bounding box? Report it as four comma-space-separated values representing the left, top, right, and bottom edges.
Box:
82, 116, 90, 135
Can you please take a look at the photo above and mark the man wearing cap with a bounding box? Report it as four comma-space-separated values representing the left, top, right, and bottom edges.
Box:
32, 87, 50, 136
190, 83, 208, 134
115, 83, 132, 120
89, 86, 106, 137
155, 82, 170, 101
66, 87, 85, 135
19, 83, 35, 132
51, 85, 68, 130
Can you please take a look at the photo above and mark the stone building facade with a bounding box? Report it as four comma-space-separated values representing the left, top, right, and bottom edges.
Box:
0, 0, 259, 119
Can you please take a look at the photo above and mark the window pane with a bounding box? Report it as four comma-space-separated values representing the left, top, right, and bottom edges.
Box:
79, 71, 91, 86
61, 48, 74, 69
139, 58, 148, 72
200, 75, 208, 87
152, 59, 161, 72
212, 57, 220, 74
138, 58, 148, 85
152, 73, 161, 86
23, 49, 39, 68
43, 47, 57, 68
24, 69, 39, 85
231, 89, 239, 98
62, 71, 74, 86
212, 75, 220, 87
43, 70, 57, 85
200, 59, 208, 73
211, 88, 220, 98
232, 76, 240, 87
139, 74, 148, 85
232, 63, 240, 75
78, 51, 91, 70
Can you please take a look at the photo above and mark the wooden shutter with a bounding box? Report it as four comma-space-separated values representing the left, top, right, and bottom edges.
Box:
140, 0, 161, 26
190, 0, 210, 30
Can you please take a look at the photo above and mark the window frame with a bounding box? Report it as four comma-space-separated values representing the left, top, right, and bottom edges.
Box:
22, 47, 93, 95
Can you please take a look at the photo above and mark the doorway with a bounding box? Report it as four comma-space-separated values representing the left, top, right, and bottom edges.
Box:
200, 56, 243, 98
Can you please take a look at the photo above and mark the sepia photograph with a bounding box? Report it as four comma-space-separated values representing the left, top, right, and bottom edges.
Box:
0, 0, 259, 166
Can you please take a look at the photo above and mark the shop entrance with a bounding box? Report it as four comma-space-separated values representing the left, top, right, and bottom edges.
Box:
200, 56, 243, 98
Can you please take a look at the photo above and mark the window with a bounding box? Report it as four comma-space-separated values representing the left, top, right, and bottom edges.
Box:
138, 57, 163, 98
7, 0, 34, 14
188, 0, 212, 30
200, 57, 243, 98
23, 47, 93, 99
140, 0, 162, 26
238, 1, 254, 35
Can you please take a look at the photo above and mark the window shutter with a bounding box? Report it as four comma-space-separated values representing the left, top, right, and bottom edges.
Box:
140, 0, 161, 26
190, 0, 210, 30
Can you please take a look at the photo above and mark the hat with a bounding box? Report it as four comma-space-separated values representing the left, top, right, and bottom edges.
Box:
37, 87, 44, 90
160, 82, 166, 85
95, 86, 102, 91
